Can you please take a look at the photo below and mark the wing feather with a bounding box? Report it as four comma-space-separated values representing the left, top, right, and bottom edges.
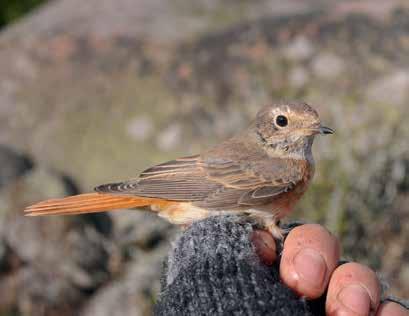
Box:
95, 154, 302, 209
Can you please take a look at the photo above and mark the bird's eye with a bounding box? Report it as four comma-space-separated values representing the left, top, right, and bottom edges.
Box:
275, 115, 288, 127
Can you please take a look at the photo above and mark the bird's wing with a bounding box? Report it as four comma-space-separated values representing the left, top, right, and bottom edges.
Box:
95, 155, 301, 209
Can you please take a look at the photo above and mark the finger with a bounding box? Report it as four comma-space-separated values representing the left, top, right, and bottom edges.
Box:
280, 224, 340, 299
251, 229, 277, 265
326, 262, 381, 316
376, 301, 409, 316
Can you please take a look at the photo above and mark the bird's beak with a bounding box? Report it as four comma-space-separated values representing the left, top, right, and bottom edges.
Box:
301, 125, 334, 136
319, 125, 334, 135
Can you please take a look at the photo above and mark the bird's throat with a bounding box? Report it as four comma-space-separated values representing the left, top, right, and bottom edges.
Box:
257, 131, 314, 161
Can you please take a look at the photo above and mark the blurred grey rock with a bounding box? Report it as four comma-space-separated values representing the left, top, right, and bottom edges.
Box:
311, 53, 345, 80
2, 212, 115, 316
80, 242, 170, 316
0, 239, 8, 272
126, 115, 154, 142
112, 211, 175, 251
0, 163, 116, 315
284, 36, 315, 62
366, 70, 409, 105
18, 267, 84, 316
288, 66, 310, 88
0, 145, 33, 189
156, 123, 182, 151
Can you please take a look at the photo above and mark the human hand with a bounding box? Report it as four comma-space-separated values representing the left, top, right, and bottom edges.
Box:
251, 224, 408, 316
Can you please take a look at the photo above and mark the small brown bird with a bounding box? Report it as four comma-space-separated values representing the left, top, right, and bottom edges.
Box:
24, 101, 333, 238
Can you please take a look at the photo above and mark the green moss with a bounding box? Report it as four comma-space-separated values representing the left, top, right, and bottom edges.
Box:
0, 0, 48, 28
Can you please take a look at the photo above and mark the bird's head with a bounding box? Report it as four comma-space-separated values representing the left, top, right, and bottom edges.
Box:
255, 101, 333, 156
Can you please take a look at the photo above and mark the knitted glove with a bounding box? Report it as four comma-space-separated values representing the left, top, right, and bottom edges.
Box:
154, 215, 326, 315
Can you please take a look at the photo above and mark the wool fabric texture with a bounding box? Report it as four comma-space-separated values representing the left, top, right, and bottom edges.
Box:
155, 215, 326, 315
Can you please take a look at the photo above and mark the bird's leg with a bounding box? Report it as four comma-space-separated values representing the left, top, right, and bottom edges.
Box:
264, 218, 287, 241
245, 211, 287, 241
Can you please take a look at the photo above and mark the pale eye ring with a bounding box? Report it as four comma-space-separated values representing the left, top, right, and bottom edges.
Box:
275, 115, 288, 127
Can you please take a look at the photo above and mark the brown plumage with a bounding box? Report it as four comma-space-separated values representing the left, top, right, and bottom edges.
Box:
24, 101, 333, 238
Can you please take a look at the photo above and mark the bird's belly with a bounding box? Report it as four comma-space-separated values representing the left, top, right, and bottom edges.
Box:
154, 202, 264, 225
152, 199, 289, 226
154, 202, 211, 225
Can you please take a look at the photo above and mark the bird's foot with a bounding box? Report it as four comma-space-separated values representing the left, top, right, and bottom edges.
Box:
243, 211, 287, 240
266, 221, 287, 241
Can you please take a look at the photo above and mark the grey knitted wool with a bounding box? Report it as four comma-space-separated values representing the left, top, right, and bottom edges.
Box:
154, 215, 325, 316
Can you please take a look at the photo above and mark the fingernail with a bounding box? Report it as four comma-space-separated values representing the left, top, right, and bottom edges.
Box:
251, 230, 276, 265
293, 248, 326, 287
337, 284, 371, 315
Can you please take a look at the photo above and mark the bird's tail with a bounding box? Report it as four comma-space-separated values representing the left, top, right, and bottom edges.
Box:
24, 193, 167, 216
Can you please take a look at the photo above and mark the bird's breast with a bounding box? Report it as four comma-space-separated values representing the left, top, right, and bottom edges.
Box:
271, 160, 314, 219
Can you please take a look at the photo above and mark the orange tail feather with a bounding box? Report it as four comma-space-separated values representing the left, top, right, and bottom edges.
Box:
24, 193, 165, 216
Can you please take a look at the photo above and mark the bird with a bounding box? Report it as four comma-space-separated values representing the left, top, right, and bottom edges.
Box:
24, 101, 333, 239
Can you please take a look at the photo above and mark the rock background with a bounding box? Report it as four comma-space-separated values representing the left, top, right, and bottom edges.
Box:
0, 0, 409, 315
